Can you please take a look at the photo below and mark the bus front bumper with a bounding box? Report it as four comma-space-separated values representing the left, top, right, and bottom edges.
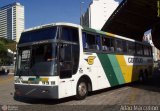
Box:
14, 84, 59, 99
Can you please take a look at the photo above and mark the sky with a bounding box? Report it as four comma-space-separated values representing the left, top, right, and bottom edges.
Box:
0, 0, 91, 29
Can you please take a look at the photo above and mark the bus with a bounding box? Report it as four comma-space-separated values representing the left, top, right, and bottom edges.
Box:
14, 22, 153, 100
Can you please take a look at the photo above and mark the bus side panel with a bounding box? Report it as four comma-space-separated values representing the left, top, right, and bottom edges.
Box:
116, 55, 133, 83
81, 53, 111, 91
97, 54, 124, 87
116, 55, 153, 83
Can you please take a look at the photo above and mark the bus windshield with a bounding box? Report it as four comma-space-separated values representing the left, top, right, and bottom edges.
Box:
16, 43, 57, 76
19, 27, 58, 44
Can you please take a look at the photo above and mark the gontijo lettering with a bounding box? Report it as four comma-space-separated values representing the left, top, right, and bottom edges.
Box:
128, 57, 143, 63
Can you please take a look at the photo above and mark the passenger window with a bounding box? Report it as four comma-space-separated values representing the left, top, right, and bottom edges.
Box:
82, 32, 87, 49
122, 41, 127, 53
82, 32, 99, 50
127, 42, 135, 55
96, 35, 101, 50
115, 39, 123, 53
136, 43, 143, 55
110, 38, 115, 52
102, 37, 110, 51
86, 33, 96, 50
61, 27, 79, 43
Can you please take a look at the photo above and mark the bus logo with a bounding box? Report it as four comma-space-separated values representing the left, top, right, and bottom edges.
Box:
85, 56, 96, 65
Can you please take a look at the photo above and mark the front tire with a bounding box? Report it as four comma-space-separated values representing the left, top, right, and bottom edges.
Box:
76, 79, 88, 100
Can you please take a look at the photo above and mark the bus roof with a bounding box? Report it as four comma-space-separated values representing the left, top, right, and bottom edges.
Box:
24, 22, 81, 32
22, 22, 150, 46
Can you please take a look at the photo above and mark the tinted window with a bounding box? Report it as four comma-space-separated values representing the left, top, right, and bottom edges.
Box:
83, 32, 99, 50
19, 27, 57, 44
16, 44, 58, 76
86, 33, 96, 50
59, 44, 72, 78
122, 41, 127, 53
136, 43, 143, 55
110, 38, 115, 52
115, 39, 123, 53
61, 27, 79, 43
128, 42, 135, 55
102, 37, 110, 51
72, 45, 80, 74
96, 35, 101, 50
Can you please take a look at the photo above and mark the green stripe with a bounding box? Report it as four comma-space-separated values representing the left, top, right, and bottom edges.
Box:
108, 55, 125, 84
97, 54, 125, 86
97, 54, 119, 86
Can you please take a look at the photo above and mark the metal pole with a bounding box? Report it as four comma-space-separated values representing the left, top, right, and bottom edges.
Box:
80, 2, 84, 26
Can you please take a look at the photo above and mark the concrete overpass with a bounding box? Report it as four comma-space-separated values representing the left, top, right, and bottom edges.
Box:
101, 0, 160, 49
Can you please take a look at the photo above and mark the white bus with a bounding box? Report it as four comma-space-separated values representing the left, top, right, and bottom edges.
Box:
14, 22, 153, 99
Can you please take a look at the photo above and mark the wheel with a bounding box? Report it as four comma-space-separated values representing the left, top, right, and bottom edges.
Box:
76, 79, 88, 100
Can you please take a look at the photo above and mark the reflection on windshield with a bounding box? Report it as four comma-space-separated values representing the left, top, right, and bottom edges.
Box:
16, 43, 57, 76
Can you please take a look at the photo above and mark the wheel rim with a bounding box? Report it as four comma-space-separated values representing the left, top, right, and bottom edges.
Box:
78, 82, 87, 97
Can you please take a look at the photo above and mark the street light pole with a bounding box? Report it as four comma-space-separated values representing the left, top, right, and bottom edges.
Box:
80, 1, 84, 26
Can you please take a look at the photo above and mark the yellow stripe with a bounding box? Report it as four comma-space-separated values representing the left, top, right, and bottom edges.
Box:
116, 55, 138, 83
116, 55, 149, 83
116, 55, 130, 83
106, 32, 115, 37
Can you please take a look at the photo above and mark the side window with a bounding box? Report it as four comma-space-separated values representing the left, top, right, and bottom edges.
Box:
86, 33, 96, 50
102, 37, 110, 51
61, 27, 70, 41
127, 42, 135, 55
115, 39, 123, 53
136, 43, 143, 55
110, 38, 115, 52
96, 35, 101, 50
82, 32, 99, 51
61, 27, 79, 43
122, 40, 127, 53
82, 32, 87, 49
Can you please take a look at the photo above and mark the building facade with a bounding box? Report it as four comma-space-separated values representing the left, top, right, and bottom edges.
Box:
0, 2, 24, 42
81, 0, 123, 30
143, 33, 160, 61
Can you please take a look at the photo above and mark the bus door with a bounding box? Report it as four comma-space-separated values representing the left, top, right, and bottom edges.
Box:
59, 43, 73, 97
